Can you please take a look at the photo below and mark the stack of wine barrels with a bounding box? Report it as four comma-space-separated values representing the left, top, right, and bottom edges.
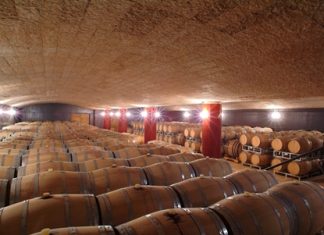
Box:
270, 132, 324, 176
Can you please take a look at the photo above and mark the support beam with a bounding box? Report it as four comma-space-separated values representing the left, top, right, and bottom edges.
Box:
118, 109, 128, 133
144, 107, 157, 143
103, 110, 111, 129
202, 103, 222, 158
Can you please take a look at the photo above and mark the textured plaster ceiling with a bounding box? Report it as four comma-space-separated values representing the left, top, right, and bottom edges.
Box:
0, 0, 323, 110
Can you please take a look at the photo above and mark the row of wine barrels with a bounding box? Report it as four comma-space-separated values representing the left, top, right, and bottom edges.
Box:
71, 150, 114, 162
225, 140, 242, 158
271, 135, 324, 153
210, 181, 324, 235
21, 152, 70, 166
11, 158, 233, 203
79, 153, 203, 170
287, 159, 321, 175
0, 194, 100, 235
17, 161, 80, 177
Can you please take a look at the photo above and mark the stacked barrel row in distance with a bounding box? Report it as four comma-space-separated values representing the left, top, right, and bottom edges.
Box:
239, 130, 324, 176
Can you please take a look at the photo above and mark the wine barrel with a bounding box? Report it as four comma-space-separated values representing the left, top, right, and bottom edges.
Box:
271, 157, 288, 172
176, 134, 186, 145
79, 158, 129, 171
190, 158, 232, 177
97, 185, 181, 226
143, 162, 195, 185
190, 128, 201, 139
71, 150, 114, 162
116, 208, 228, 235
168, 153, 204, 162
0, 179, 8, 207
190, 141, 201, 152
31, 226, 115, 235
184, 140, 191, 148
287, 160, 312, 175
89, 166, 148, 195
307, 135, 324, 149
148, 146, 180, 155
251, 134, 272, 148
0, 194, 99, 235
27, 147, 67, 155
21, 152, 70, 166
127, 154, 168, 167
0, 166, 15, 180
10, 171, 92, 204
167, 135, 177, 144
113, 147, 142, 159
17, 161, 79, 177
226, 140, 242, 158
288, 137, 312, 154
267, 181, 324, 235
250, 153, 273, 166
184, 128, 190, 137
271, 136, 291, 151
238, 151, 252, 163
239, 133, 254, 145
68, 146, 104, 153
0, 154, 20, 167
171, 176, 237, 207
210, 193, 291, 235
225, 169, 278, 193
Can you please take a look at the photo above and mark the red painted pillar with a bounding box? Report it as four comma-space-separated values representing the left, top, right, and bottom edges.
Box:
202, 103, 222, 158
144, 107, 157, 143
103, 110, 111, 129
118, 109, 128, 133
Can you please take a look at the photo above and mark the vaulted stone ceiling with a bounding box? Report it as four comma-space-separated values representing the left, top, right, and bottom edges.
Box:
0, 0, 323, 109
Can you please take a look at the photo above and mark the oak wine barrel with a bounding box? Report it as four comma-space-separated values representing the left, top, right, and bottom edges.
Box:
190, 158, 232, 177
143, 162, 195, 186
79, 158, 129, 171
0, 194, 99, 235
17, 161, 79, 177
89, 166, 148, 195
97, 185, 181, 226
267, 181, 324, 235
225, 169, 278, 193
10, 171, 92, 204
210, 193, 291, 235
250, 153, 273, 166
171, 176, 237, 207
116, 208, 228, 235
31, 226, 115, 235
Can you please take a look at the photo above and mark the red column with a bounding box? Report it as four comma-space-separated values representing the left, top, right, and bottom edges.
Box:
202, 103, 222, 158
144, 107, 157, 143
118, 109, 128, 133
103, 110, 111, 129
